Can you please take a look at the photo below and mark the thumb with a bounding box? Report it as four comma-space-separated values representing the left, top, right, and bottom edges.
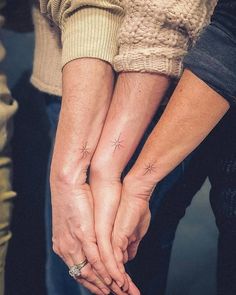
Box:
113, 244, 126, 274
127, 240, 141, 261
126, 274, 140, 295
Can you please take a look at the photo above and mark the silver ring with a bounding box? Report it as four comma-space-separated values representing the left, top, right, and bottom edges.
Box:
69, 259, 88, 279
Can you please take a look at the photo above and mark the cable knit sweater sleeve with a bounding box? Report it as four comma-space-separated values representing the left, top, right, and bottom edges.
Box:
39, 0, 124, 67
114, 0, 217, 78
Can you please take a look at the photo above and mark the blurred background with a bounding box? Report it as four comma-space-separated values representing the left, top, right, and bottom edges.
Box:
1, 1, 218, 295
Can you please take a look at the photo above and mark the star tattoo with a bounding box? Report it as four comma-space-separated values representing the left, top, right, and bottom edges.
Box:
143, 163, 156, 175
80, 142, 90, 159
112, 134, 124, 152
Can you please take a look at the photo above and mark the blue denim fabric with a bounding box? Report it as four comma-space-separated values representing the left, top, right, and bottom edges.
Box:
44, 96, 185, 295
212, 0, 236, 38
183, 9, 236, 293
184, 1, 236, 105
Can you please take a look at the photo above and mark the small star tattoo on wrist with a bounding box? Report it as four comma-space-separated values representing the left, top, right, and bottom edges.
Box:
144, 163, 156, 175
80, 142, 90, 159
112, 134, 124, 152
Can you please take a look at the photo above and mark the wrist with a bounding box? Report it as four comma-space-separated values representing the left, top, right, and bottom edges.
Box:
123, 172, 157, 202
90, 158, 121, 184
50, 152, 90, 187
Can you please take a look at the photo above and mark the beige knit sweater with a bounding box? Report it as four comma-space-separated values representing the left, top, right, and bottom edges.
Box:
31, 0, 217, 96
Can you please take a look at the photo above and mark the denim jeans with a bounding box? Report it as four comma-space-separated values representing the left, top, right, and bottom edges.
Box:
183, 5, 236, 292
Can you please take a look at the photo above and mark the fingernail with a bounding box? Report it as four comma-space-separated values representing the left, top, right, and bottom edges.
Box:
122, 286, 128, 292
117, 281, 123, 288
102, 288, 110, 294
119, 265, 125, 274
122, 283, 129, 292
105, 277, 112, 285
122, 282, 128, 291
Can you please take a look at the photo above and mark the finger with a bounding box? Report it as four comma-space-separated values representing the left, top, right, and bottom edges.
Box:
127, 241, 140, 261
56, 249, 74, 269
126, 274, 140, 295
123, 250, 129, 264
112, 233, 129, 276
98, 236, 129, 291
68, 244, 110, 294
93, 270, 128, 295
74, 188, 113, 285
82, 239, 113, 286
80, 264, 110, 295
77, 278, 106, 295
109, 281, 129, 295
113, 245, 126, 274
92, 179, 127, 289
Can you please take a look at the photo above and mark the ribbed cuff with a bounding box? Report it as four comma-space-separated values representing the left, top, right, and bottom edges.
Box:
61, 7, 124, 68
31, 7, 62, 96
114, 47, 186, 78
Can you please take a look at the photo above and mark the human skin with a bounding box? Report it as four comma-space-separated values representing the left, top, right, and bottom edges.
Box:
111, 69, 230, 270
49, 58, 140, 295
90, 72, 170, 273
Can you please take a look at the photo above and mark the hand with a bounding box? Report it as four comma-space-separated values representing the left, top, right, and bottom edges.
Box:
112, 175, 153, 269
90, 72, 169, 294
89, 172, 141, 295
50, 179, 113, 294
89, 169, 129, 287
49, 58, 130, 294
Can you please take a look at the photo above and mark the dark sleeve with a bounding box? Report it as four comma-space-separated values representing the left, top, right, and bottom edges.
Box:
183, 0, 236, 105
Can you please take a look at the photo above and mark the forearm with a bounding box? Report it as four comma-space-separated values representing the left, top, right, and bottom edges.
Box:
125, 70, 229, 199
51, 58, 114, 185
89, 72, 169, 284
91, 72, 170, 179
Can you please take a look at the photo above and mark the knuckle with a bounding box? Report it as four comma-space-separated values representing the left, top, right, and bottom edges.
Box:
81, 238, 96, 250
52, 239, 60, 255
52, 245, 65, 260
52, 244, 60, 255
113, 235, 125, 248
89, 255, 101, 268
54, 241, 71, 258
95, 227, 106, 239
100, 254, 110, 266
65, 240, 77, 256
81, 268, 90, 280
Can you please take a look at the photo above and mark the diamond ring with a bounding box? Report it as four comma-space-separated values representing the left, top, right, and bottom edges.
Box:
69, 259, 88, 279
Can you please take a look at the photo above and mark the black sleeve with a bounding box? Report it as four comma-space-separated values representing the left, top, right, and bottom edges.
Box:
183, 0, 236, 105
